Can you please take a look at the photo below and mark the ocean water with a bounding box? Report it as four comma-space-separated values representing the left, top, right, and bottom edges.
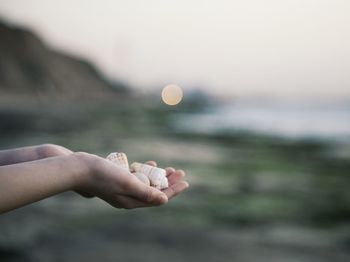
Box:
175, 97, 350, 141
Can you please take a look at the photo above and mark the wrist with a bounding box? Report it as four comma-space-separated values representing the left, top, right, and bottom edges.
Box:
70, 152, 100, 191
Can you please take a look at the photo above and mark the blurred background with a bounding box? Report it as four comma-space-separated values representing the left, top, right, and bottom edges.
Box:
0, 1, 350, 261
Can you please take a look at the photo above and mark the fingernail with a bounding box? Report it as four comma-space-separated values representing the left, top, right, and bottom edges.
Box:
158, 194, 168, 205
178, 170, 186, 176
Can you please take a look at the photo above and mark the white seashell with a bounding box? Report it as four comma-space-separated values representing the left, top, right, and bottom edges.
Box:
133, 172, 151, 186
130, 162, 166, 177
106, 152, 129, 170
158, 176, 169, 190
130, 162, 168, 189
148, 172, 167, 189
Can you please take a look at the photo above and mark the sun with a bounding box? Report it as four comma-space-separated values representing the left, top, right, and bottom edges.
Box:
161, 84, 183, 106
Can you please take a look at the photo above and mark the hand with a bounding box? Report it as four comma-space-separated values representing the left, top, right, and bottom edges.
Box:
74, 153, 189, 209
145, 160, 188, 200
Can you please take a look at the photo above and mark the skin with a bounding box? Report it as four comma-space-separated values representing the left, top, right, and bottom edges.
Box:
0, 144, 189, 214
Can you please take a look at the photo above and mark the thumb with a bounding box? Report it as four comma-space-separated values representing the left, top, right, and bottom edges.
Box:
124, 176, 168, 205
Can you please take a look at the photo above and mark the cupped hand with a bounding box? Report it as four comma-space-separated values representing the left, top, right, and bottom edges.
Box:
145, 160, 189, 200
75, 154, 189, 209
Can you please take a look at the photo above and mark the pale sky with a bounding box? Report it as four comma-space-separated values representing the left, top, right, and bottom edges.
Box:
0, 0, 349, 97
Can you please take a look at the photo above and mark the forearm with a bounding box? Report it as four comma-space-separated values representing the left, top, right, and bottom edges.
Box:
0, 145, 187, 213
0, 144, 73, 166
0, 153, 86, 214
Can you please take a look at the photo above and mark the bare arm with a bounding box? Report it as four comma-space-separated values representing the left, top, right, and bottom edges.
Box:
0, 152, 188, 214
0, 154, 81, 213
0, 144, 73, 166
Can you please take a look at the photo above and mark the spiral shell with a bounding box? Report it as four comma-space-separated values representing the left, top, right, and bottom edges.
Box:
130, 162, 168, 189
105, 154, 169, 189
133, 172, 151, 186
106, 152, 129, 170
158, 176, 169, 190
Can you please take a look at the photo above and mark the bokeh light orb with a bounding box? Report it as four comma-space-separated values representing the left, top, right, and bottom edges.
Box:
161, 84, 183, 106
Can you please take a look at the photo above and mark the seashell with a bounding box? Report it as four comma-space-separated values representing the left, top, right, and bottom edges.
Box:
133, 172, 151, 186
130, 162, 166, 177
130, 162, 168, 189
106, 152, 129, 170
157, 176, 169, 190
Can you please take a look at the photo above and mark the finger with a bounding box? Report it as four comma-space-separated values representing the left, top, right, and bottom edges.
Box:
167, 169, 185, 185
165, 167, 175, 177
146, 161, 157, 167
123, 176, 168, 205
162, 181, 189, 199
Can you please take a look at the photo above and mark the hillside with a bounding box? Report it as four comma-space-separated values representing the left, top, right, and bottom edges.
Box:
0, 20, 127, 97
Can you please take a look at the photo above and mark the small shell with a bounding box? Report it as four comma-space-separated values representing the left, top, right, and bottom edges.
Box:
106, 152, 129, 170
133, 172, 151, 186
148, 172, 168, 189
158, 176, 169, 190
130, 162, 168, 189
130, 162, 166, 177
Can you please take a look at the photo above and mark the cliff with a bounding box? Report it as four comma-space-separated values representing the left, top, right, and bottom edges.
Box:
0, 20, 127, 97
